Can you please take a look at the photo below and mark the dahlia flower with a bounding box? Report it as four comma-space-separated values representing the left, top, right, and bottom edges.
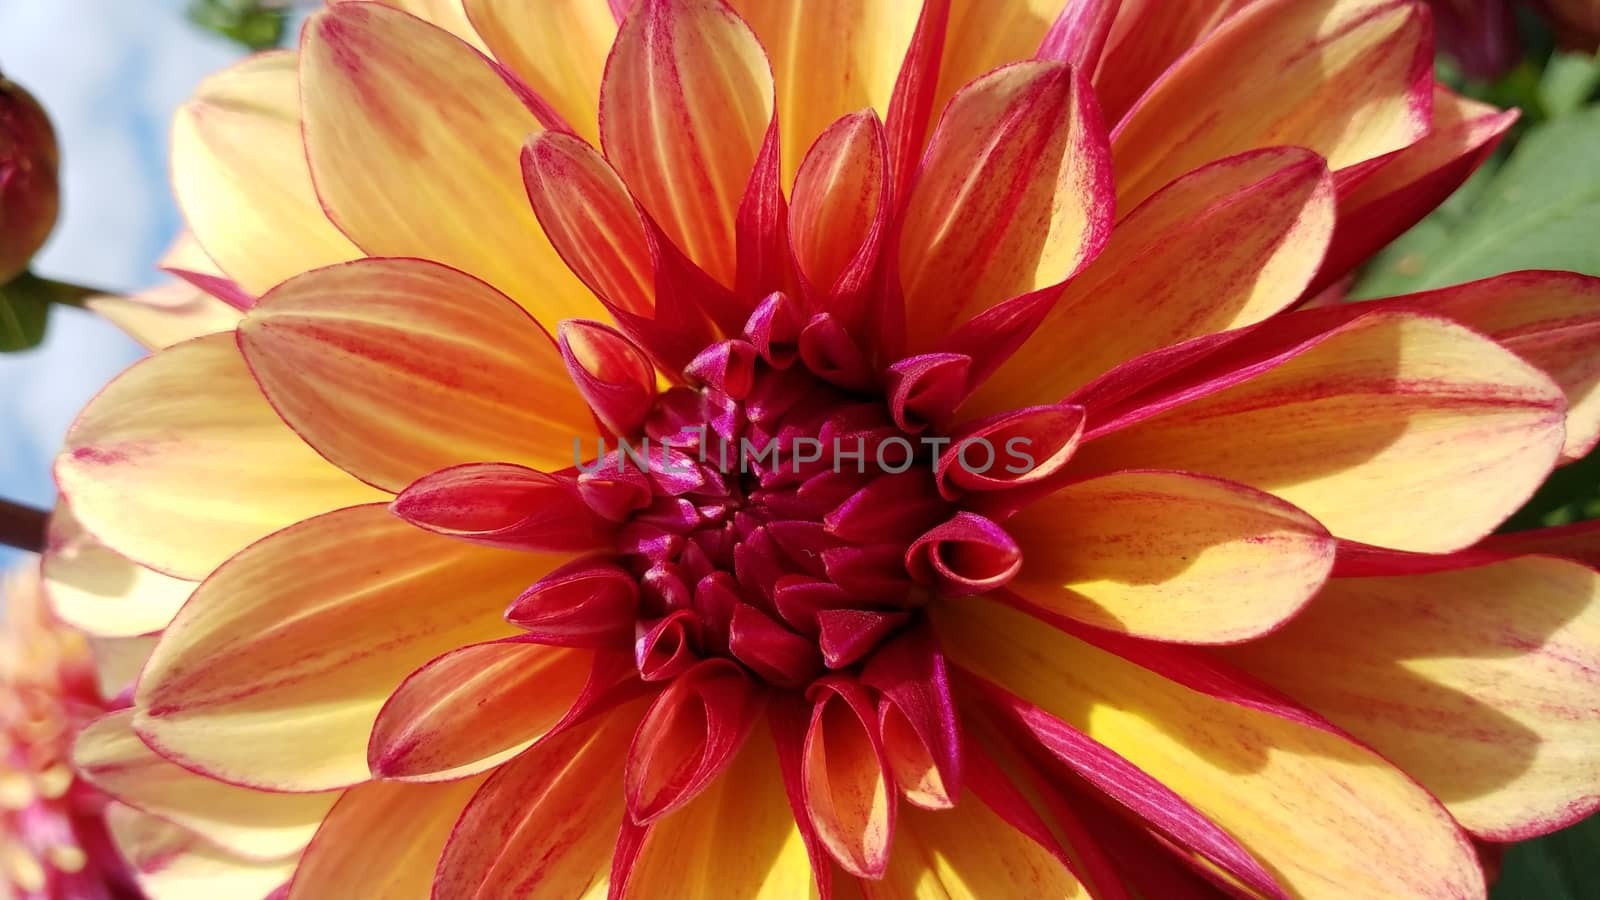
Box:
54, 0, 1600, 897
0, 563, 132, 899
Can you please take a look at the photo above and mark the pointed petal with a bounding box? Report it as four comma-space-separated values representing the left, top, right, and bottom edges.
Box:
433, 705, 644, 898
134, 505, 564, 791
1007, 471, 1335, 643
619, 728, 814, 899
1037, 0, 1122, 72
730, 0, 919, 189
861, 627, 962, 810
172, 51, 357, 295
1074, 311, 1567, 553
87, 281, 242, 351
935, 598, 1484, 899
287, 777, 484, 900
390, 463, 612, 553
861, 795, 1085, 900
1092, 0, 1255, 123
1111, 0, 1432, 208
43, 504, 192, 638
1317, 85, 1516, 290
74, 711, 337, 861
899, 62, 1112, 351
367, 640, 598, 782
626, 660, 766, 822
1371, 270, 1600, 460
1221, 555, 1600, 841
300, 3, 602, 326
329, 0, 487, 49
106, 803, 295, 900
601, 0, 774, 288
788, 111, 890, 325
970, 147, 1335, 415
464, 0, 616, 144
55, 333, 383, 580
237, 258, 595, 493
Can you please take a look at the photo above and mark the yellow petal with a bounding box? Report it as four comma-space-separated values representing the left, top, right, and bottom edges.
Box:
970, 147, 1334, 415
1074, 312, 1567, 553
1222, 555, 1600, 840
86, 282, 240, 351
730, 0, 919, 189
935, 598, 1484, 899
862, 794, 1085, 900
74, 710, 338, 861
106, 803, 296, 900
87, 634, 158, 700
1007, 471, 1335, 643
134, 504, 562, 791
330, 0, 488, 50
463, 0, 615, 145
898, 61, 1111, 351
55, 333, 384, 580
172, 51, 358, 295
288, 776, 485, 900
931, 0, 1062, 127
1112, 0, 1431, 208
238, 258, 595, 493
601, 0, 775, 287
300, 3, 602, 327
43, 503, 193, 638
622, 728, 814, 899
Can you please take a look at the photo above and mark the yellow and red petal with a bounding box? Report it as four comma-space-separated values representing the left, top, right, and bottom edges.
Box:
935, 598, 1484, 899
1074, 311, 1567, 553
43, 503, 193, 638
1006, 470, 1335, 643
463, 0, 616, 143
105, 803, 296, 900
74, 710, 337, 861
86, 281, 241, 351
55, 333, 383, 580
300, 2, 601, 327
1111, 0, 1432, 208
1221, 554, 1600, 841
286, 777, 485, 900
969, 146, 1335, 415
600, 0, 775, 289
1092, 0, 1255, 123
237, 258, 594, 493
1369, 270, 1600, 461
328, 0, 487, 50
898, 61, 1111, 352
134, 504, 562, 791
367, 640, 596, 782
171, 51, 358, 296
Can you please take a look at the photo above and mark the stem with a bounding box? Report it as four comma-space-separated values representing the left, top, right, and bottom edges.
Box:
0, 498, 47, 554
9, 272, 110, 308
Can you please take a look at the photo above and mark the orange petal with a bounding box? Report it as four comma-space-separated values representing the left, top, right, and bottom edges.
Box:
898, 61, 1112, 352
1222, 555, 1600, 841
969, 146, 1334, 415
43, 504, 193, 638
803, 679, 895, 878
237, 258, 595, 493
329, 0, 487, 50
74, 710, 337, 861
367, 640, 594, 782
55, 333, 383, 580
105, 803, 296, 900
600, 0, 775, 288
861, 794, 1085, 900
935, 598, 1484, 899
171, 51, 358, 296
730, 0, 919, 189
134, 504, 563, 791
619, 727, 814, 899
1007, 471, 1335, 643
1111, 0, 1432, 208
789, 110, 890, 316
1372, 270, 1600, 461
287, 777, 485, 900
433, 704, 644, 898
1093, 0, 1256, 123
464, 0, 616, 145
1074, 311, 1567, 553
300, 3, 601, 327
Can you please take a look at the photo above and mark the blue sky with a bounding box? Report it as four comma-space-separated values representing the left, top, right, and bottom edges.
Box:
1, 1, 245, 564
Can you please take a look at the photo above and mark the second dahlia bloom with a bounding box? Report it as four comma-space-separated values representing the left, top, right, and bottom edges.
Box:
56, 0, 1600, 897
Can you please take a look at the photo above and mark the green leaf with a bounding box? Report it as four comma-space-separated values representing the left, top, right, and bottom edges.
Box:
0, 274, 50, 352
1494, 815, 1600, 899
1353, 104, 1600, 298
186, 0, 287, 51
1538, 51, 1600, 119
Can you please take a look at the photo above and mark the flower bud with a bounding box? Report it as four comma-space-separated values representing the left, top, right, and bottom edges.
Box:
0, 72, 60, 283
